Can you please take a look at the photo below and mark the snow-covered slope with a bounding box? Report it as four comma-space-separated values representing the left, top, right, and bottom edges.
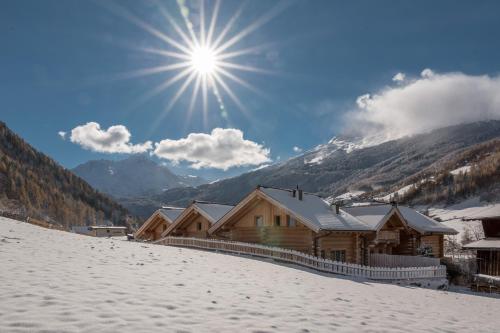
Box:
1, 217, 499, 332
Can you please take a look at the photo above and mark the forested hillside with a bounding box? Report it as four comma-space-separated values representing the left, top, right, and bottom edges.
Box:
0, 122, 133, 228
382, 138, 500, 205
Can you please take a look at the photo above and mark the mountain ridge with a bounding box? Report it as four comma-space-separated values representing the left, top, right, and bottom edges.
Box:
125, 121, 500, 217
73, 155, 206, 199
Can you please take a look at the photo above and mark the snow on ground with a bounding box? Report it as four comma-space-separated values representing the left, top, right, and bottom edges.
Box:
450, 165, 472, 176
1, 217, 500, 333
378, 184, 416, 202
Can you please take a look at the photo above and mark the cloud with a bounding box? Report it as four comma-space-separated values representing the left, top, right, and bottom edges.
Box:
346, 70, 500, 141
392, 72, 405, 82
70, 122, 152, 154
58, 131, 66, 140
293, 146, 303, 153
153, 128, 271, 170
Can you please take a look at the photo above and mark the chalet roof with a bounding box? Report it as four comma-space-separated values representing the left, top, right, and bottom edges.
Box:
462, 205, 500, 220
258, 187, 372, 232
162, 201, 234, 238
158, 207, 184, 222
193, 202, 234, 223
343, 205, 457, 235
463, 238, 500, 250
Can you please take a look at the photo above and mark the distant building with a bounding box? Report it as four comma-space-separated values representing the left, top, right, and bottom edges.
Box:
71, 225, 127, 237
134, 207, 184, 241
463, 206, 500, 277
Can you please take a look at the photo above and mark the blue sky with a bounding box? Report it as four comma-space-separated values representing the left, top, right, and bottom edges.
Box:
2, 0, 500, 180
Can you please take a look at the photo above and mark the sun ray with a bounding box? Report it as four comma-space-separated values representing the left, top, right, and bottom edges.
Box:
217, 67, 268, 98
140, 47, 191, 61
216, 42, 277, 60
158, 6, 196, 51
176, 0, 201, 48
134, 67, 194, 106
202, 75, 209, 128
212, 72, 248, 117
114, 62, 192, 80
214, 0, 291, 54
218, 61, 277, 75
200, 0, 206, 46
102, 2, 192, 54
206, 0, 221, 45
211, 1, 247, 50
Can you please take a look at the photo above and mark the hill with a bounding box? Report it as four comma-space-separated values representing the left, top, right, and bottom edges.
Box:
128, 121, 500, 216
0, 121, 133, 228
73, 155, 206, 199
1, 216, 499, 332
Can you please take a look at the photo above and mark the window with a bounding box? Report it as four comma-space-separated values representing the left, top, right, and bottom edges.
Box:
320, 250, 325, 259
286, 215, 297, 227
197, 222, 202, 231
255, 215, 264, 227
331, 250, 346, 262
274, 215, 281, 227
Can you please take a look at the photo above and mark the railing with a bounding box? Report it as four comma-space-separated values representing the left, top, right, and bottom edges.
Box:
369, 253, 440, 268
376, 230, 400, 243
154, 236, 447, 281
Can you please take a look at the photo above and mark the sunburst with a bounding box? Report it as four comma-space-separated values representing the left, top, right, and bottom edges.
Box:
103, 0, 289, 129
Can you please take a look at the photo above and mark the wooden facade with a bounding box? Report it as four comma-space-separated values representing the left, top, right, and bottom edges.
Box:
209, 187, 451, 264
168, 210, 212, 238
135, 208, 184, 241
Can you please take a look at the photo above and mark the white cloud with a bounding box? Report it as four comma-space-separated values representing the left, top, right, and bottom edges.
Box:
58, 131, 66, 140
293, 146, 303, 153
70, 122, 152, 154
347, 70, 500, 142
392, 72, 405, 82
153, 128, 271, 170
420, 68, 435, 78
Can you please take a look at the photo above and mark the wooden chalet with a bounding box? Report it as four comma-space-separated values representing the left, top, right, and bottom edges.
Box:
162, 201, 234, 239
344, 204, 456, 260
134, 207, 184, 241
208, 186, 456, 264
463, 206, 500, 276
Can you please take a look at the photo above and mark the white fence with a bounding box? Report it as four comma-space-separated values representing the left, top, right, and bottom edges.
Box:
154, 237, 447, 281
370, 253, 440, 268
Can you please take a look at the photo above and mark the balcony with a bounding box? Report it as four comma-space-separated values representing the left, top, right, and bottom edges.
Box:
376, 230, 400, 244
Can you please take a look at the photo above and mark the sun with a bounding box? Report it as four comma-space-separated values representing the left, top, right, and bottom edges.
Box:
106, 0, 289, 130
190, 45, 218, 76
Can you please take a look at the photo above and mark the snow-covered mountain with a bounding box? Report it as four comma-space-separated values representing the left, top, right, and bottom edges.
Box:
129, 121, 500, 216
73, 155, 206, 199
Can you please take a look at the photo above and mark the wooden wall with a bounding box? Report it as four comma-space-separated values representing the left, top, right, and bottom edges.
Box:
225, 199, 315, 254
477, 250, 500, 276
420, 234, 444, 258
173, 213, 211, 239
318, 233, 359, 263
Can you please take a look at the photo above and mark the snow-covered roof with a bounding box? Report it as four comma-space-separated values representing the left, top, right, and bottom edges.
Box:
193, 202, 234, 223
158, 208, 184, 222
463, 205, 500, 220
342, 205, 393, 229
463, 238, 500, 250
344, 205, 457, 234
259, 187, 372, 232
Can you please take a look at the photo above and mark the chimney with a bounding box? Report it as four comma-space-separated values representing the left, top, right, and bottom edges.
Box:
298, 189, 303, 201
292, 189, 296, 198
335, 203, 340, 214
390, 200, 397, 207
